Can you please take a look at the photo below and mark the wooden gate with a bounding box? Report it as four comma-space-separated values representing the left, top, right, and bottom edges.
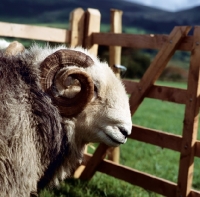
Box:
77, 10, 200, 197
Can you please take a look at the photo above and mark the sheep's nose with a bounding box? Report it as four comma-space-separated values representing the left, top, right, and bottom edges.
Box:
118, 127, 129, 138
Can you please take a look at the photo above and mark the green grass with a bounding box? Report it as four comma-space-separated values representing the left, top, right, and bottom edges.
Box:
39, 80, 200, 197
38, 80, 200, 196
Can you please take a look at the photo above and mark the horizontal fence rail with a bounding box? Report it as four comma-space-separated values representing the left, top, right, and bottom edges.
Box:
82, 153, 200, 197
123, 79, 188, 104
92, 32, 194, 51
129, 124, 200, 158
130, 125, 182, 152
0, 22, 69, 43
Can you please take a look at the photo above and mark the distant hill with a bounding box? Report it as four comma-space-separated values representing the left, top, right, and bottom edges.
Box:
1, 0, 200, 34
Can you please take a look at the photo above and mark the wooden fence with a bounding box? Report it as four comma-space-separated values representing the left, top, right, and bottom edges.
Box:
77, 10, 200, 197
0, 7, 200, 197
0, 8, 81, 46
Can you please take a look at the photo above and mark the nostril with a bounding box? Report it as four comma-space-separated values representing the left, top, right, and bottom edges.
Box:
118, 127, 128, 138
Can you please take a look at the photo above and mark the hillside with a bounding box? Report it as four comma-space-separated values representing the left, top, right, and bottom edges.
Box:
0, 0, 200, 34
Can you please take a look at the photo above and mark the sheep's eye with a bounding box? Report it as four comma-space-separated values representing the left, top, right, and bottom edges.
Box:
94, 84, 98, 93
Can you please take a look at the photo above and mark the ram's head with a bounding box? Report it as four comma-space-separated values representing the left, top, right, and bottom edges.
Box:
39, 48, 132, 147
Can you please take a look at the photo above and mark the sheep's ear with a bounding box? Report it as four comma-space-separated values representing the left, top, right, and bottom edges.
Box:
40, 49, 94, 117
5, 41, 25, 56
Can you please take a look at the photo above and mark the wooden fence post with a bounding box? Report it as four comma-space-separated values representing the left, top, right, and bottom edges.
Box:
176, 26, 200, 197
83, 8, 101, 56
109, 9, 123, 78
69, 8, 85, 47
80, 143, 109, 180
74, 8, 101, 178
107, 9, 123, 164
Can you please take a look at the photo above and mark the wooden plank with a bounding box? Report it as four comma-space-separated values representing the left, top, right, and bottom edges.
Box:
92, 32, 193, 51
69, 8, 85, 47
79, 143, 109, 180
189, 190, 200, 197
130, 124, 182, 152
195, 141, 200, 157
177, 26, 200, 197
83, 8, 101, 56
129, 125, 200, 158
129, 26, 191, 115
131, 125, 200, 158
123, 79, 188, 104
83, 153, 200, 196
0, 22, 69, 43
83, 153, 177, 197
122, 79, 138, 94
128, 125, 200, 157
109, 9, 122, 78
107, 9, 123, 164
107, 147, 120, 163
74, 165, 86, 178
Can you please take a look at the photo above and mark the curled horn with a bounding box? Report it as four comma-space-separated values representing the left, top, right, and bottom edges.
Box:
40, 49, 94, 117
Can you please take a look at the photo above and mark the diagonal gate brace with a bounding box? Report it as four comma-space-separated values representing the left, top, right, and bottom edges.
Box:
129, 26, 192, 115
80, 143, 109, 180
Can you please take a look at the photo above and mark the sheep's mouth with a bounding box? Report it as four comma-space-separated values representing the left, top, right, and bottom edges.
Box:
105, 133, 124, 145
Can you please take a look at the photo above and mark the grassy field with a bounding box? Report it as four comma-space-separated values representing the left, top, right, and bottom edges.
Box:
39, 80, 200, 197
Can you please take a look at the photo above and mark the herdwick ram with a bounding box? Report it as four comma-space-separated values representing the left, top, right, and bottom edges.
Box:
0, 41, 132, 197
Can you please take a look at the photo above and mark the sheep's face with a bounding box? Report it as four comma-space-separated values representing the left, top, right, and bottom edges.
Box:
74, 61, 132, 147
37, 46, 132, 147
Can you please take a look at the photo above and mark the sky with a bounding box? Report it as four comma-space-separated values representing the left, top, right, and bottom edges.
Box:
127, 0, 200, 12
